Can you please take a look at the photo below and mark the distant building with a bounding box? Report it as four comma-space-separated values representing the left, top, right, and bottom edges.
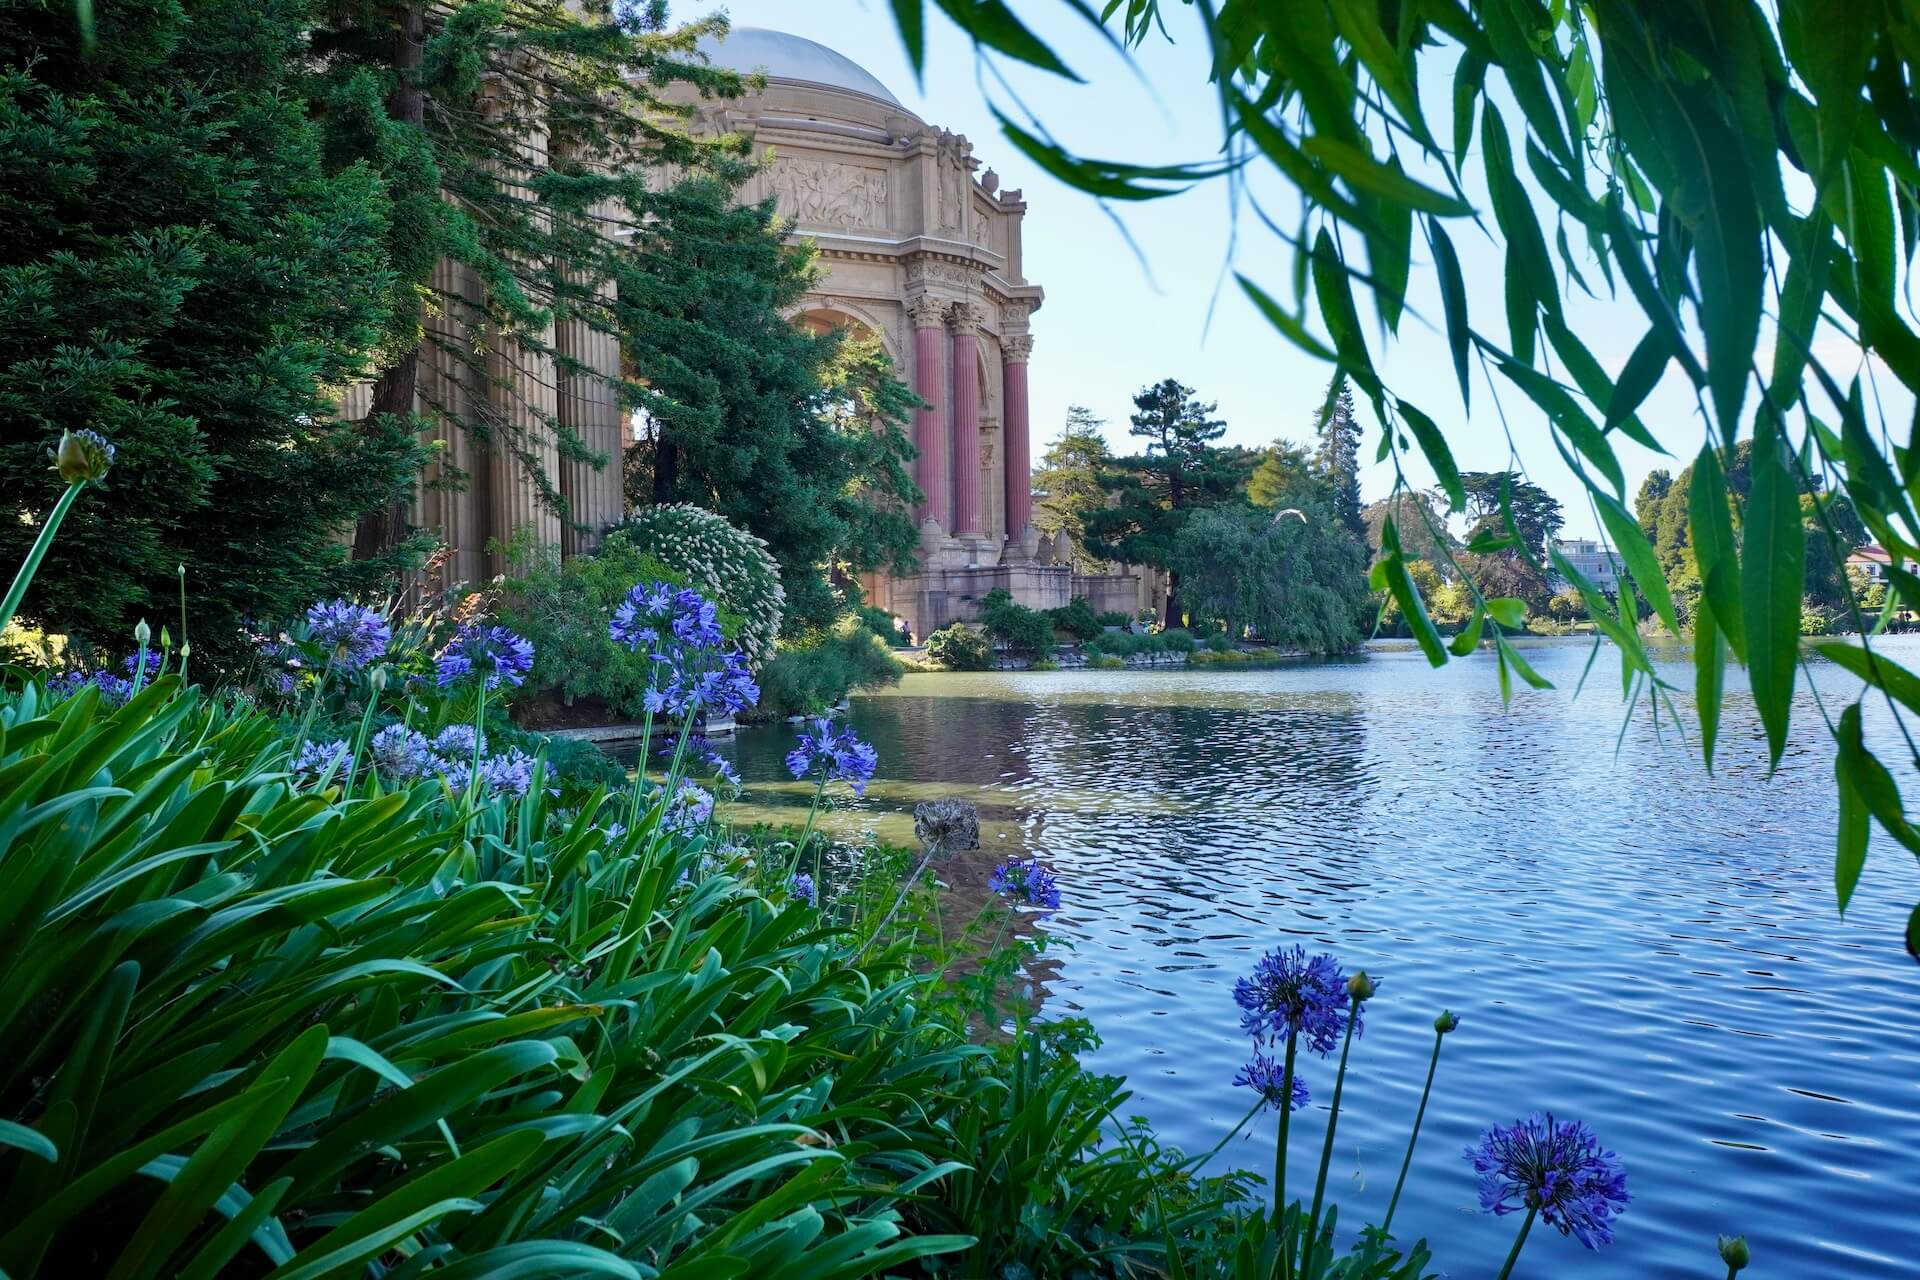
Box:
1547, 538, 1626, 594
1848, 543, 1891, 583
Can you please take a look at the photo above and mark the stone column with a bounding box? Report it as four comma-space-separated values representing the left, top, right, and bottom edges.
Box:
948, 300, 985, 538
908, 295, 949, 529
1001, 333, 1034, 548
555, 305, 625, 555
417, 258, 486, 587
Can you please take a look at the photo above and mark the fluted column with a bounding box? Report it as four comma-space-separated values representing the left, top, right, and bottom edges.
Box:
556, 288, 625, 553
418, 258, 486, 587
1002, 333, 1033, 545
948, 300, 985, 538
908, 295, 948, 529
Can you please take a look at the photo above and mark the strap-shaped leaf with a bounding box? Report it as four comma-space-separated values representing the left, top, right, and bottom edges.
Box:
1741, 412, 1805, 770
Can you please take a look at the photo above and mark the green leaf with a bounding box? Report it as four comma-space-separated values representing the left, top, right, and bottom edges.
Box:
1594, 492, 1679, 635
932, 0, 1078, 78
992, 112, 1218, 200
1478, 0, 1572, 168
1604, 193, 1706, 389
1449, 604, 1485, 655
1907, 905, 1920, 962
1326, 0, 1435, 151
1301, 137, 1473, 214
1375, 520, 1447, 667
1239, 275, 1335, 362
1742, 412, 1806, 770
1770, 214, 1833, 405
1482, 103, 1561, 327
1494, 633, 1553, 690
0, 1121, 57, 1163
1689, 445, 1746, 662
1311, 228, 1379, 398
1453, 52, 1485, 169
1695, 602, 1726, 773
1812, 641, 1920, 718
1678, 112, 1763, 445
1606, 327, 1672, 432
1485, 597, 1527, 629
1427, 218, 1472, 411
1835, 701, 1920, 860
889, 0, 925, 78
1836, 752, 1868, 913
1395, 399, 1464, 512
1494, 355, 1625, 496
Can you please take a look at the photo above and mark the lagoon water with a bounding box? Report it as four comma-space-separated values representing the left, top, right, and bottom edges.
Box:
714, 637, 1920, 1278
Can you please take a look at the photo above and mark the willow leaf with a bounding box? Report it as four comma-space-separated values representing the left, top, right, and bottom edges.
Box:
1689, 445, 1746, 662
1594, 492, 1679, 636
1395, 399, 1464, 512
1742, 414, 1805, 770
1427, 217, 1471, 411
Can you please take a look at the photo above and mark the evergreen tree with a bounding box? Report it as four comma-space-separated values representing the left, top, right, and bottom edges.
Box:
1459, 471, 1564, 560
309, 0, 747, 558
1084, 378, 1239, 625
1031, 405, 1113, 571
620, 176, 920, 629
1362, 492, 1459, 565
1247, 440, 1315, 511
1311, 376, 1366, 540
0, 0, 422, 653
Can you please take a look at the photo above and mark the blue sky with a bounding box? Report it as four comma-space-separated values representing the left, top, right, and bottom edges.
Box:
695, 1, 1900, 541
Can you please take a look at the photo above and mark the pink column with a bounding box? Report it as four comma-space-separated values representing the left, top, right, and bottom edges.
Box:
908, 297, 948, 528
1002, 333, 1033, 540
948, 301, 984, 537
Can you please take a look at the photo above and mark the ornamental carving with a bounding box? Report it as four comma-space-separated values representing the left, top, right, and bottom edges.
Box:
766, 157, 889, 229
935, 129, 973, 237
947, 300, 987, 331
1002, 334, 1033, 364
906, 295, 947, 328
905, 259, 980, 287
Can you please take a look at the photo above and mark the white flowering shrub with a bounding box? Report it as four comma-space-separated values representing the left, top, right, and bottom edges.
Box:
616, 505, 785, 664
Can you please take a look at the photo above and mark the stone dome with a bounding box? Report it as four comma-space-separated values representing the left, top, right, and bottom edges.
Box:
698, 27, 902, 107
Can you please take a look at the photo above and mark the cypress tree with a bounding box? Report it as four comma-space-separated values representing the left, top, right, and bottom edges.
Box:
1312, 375, 1367, 542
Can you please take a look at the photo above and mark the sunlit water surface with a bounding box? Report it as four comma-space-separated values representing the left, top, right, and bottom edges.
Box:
690, 637, 1920, 1278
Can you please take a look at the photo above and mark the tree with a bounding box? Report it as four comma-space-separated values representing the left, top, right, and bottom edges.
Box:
1032, 406, 1114, 571
310, 0, 746, 558
0, 0, 423, 654
1362, 493, 1458, 566
1083, 378, 1241, 625
1312, 376, 1365, 540
621, 177, 920, 630
1170, 503, 1371, 654
1460, 471, 1563, 560
1247, 440, 1316, 511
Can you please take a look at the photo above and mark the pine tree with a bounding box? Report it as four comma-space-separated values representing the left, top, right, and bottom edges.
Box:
0, 0, 423, 653
1312, 376, 1366, 541
1084, 378, 1239, 625
619, 176, 920, 630
309, 0, 749, 557
1247, 440, 1315, 510
1032, 405, 1113, 571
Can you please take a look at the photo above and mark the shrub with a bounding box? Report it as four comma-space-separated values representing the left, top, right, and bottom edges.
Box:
856, 604, 909, 647
926, 623, 992, 670
614, 504, 786, 662
1048, 596, 1103, 642
497, 531, 744, 716
757, 616, 907, 718
1091, 654, 1126, 669
979, 589, 1054, 657
1096, 610, 1131, 627
1160, 628, 1198, 653
1205, 631, 1233, 653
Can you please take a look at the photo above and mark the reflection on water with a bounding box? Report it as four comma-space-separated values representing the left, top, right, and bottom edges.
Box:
700, 638, 1920, 1278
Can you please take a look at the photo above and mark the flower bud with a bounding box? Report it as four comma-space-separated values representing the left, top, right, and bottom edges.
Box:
133, 618, 150, 649
1347, 971, 1377, 1002
52, 429, 115, 484
368, 665, 390, 692
1717, 1235, 1750, 1272
178, 640, 191, 659
1434, 1009, 1460, 1034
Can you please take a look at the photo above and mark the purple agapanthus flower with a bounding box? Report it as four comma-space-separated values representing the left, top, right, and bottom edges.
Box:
293, 739, 353, 786
662, 780, 714, 834
436, 625, 534, 690
658, 733, 741, 787
369, 724, 434, 782
790, 872, 816, 906
1467, 1113, 1630, 1249
477, 748, 537, 797
1233, 945, 1351, 1055
610, 581, 758, 719
307, 599, 392, 670
1233, 1050, 1311, 1113
123, 648, 162, 680
46, 669, 132, 707
989, 857, 1062, 910
785, 719, 879, 797
431, 724, 484, 760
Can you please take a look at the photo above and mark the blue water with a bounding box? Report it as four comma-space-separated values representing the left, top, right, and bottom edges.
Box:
716, 636, 1920, 1278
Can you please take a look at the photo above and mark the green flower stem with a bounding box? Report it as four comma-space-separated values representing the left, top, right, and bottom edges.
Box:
1382, 1027, 1447, 1234
1268, 1031, 1299, 1280
345, 681, 382, 794
795, 771, 829, 866
624, 704, 657, 833
1495, 1204, 1539, 1280
0, 479, 83, 636
1303, 1001, 1363, 1274
288, 657, 335, 768
176, 564, 189, 683
662, 707, 699, 797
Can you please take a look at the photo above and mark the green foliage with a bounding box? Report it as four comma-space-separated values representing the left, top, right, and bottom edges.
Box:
496, 529, 741, 716
1048, 596, 1104, 642
1312, 377, 1367, 540
855, 604, 910, 647
979, 588, 1055, 656
1095, 609, 1131, 627
1084, 379, 1245, 624
0, 0, 425, 654
612, 505, 785, 663
755, 616, 906, 718
620, 172, 921, 629
1172, 505, 1372, 655
925, 624, 991, 671
1032, 406, 1115, 571
1363, 493, 1459, 566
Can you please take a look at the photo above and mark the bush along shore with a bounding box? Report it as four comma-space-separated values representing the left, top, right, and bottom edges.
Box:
0, 433, 1731, 1276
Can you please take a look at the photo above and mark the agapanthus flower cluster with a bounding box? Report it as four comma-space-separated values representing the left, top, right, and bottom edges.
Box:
436, 624, 535, 690
1233, 945, 1353, 1055
46, 668, 132, 707
609, 581, 758, 718
54, 428, 115, 484
785, 719, 879, 797
476, 748, 537, 797
989, 857, 1062, 910
123, 648, 162, 681
293, 739, 353, 786
1234, 1049, 1311, 1113
790, 872, 816, 906
1467, 1113, 1630, 1249
368, 725, 435, 782
657, 733, 740, 787
307, 599, 391, 670
432, 724, 484, 759
662, 780, 714, 834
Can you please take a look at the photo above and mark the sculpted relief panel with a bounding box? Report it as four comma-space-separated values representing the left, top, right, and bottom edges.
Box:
766, 158, 889, 229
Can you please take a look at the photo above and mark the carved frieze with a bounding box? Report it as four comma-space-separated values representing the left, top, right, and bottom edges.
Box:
766, 157, 889, 229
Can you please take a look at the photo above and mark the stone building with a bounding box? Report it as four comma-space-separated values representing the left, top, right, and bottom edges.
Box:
351, 26, 1152, 633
